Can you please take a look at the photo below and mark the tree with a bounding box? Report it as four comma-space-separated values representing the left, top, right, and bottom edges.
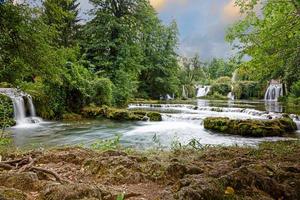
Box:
82, 0, 180, 102
226, 0, 300, 91
43, 0, 80, 47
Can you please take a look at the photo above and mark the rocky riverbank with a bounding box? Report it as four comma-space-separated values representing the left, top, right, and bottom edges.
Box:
0, 140, 300, 199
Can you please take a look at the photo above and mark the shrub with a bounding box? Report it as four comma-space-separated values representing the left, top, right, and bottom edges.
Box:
291, 80, 300, 97
232, 81, 263, 99
0, 94, 15, 132
92, 78, 113, 106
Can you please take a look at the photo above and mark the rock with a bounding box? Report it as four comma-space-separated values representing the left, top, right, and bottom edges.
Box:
147, 112, 162, 121
174, 175, 223, 200
165, 162, 187, 179
219, 165, 300, 200
203, 117, 297, 137
0, 172, 38, 191
39, 183, 109, 200
0, 186, 27, 200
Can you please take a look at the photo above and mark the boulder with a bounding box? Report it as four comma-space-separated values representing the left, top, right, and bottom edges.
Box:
203, 117, 297, 137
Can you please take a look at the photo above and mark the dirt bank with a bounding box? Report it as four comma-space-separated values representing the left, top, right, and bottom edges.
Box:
0, 141, 300, 200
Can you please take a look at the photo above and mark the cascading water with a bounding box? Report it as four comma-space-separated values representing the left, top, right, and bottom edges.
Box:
228, 70, 238, 100
196, 86, 211, 97
0, 88, 42, 127
182, 85, 187, 98
264, 83, 283, 101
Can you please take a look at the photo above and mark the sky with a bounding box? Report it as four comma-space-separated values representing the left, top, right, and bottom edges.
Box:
79, 0, 242, 60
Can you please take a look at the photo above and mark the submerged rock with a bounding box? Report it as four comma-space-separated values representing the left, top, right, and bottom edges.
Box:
203, 117, 297, 137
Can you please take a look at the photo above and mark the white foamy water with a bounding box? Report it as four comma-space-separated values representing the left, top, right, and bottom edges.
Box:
9, 99, 300, 149
0, 88, 42, 127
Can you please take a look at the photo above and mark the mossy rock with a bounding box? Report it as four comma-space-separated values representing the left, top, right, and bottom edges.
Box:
147, 112, 162, 121
107, 108, 141, 121
39, 183, 107, 200
203, 117, 297, 137
82, 106, 162, 122
0, 186, 27, 200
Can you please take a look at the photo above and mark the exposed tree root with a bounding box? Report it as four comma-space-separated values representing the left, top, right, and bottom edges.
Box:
0, 156, 68, 184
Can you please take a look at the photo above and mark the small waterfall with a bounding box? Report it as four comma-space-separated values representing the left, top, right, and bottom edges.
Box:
264, 83, 283, 101
27, 95, 36, 116
228, 70, 238, 100
227, 92, 234, 100
0, 88, 42, 127
196, 86, 211, 97
182, 85, 187, 98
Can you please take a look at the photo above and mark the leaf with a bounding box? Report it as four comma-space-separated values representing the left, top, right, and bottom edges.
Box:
225, 186, 235, 195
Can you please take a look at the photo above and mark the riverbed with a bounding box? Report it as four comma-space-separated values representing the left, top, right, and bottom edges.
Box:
10, 99, 300, 149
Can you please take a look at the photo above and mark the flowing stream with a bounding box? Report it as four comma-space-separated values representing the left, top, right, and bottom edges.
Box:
9, 99, 300, 149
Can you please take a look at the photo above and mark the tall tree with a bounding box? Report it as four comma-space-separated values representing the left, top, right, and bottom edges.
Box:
43, 0, 80, 47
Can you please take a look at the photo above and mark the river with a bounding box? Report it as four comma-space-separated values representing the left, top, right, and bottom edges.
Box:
10, 99, 300, 149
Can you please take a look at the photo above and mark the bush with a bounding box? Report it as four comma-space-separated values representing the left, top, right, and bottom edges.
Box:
210, 77, 231, 96
232, 81, 263, 99
113, 70, 138, 107
92, 78, 113, 106
291, 80, 300, 97
0, 94, 15, 130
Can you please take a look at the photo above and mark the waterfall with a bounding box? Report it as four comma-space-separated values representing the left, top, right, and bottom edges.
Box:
227, 92, 234, 100
182, 85, 187, 98
0, 88, 42, 127
228, 70, 238, 100
264, 83, 283, 101
196, 86, 211, 97
27, 95, 36, 116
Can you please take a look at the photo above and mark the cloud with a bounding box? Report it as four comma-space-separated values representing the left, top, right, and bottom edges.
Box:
222, 0, 241, 22
150, 0, 187, 10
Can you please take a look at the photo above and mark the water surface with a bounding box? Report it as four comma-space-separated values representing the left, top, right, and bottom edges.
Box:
11, 99, 300, 149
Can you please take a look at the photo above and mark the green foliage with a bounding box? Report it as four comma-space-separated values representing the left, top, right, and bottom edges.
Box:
43, 0, 80, 47
210, 77, 231, 96
0, 94, 15, 135
116, 193, 125, 200
92, 78, 113, 106
233, 81, 263, 99
0, 137, 12, 151
91, 135, 121, 151
291, 80, 300, 97
226, 0, 300, 91
206, 58, 237, 80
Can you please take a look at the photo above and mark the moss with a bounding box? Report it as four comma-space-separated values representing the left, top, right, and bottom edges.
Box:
62, 113, 83, 121
107, 108, 141, 121
147, 112, 162, 121
203, 117, 297, 137
81, 106, 162, 122
0, 186, 26, 200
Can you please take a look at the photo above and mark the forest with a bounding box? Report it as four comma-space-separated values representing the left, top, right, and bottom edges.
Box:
1, 0, 300, 120
0, 0, 300, 199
